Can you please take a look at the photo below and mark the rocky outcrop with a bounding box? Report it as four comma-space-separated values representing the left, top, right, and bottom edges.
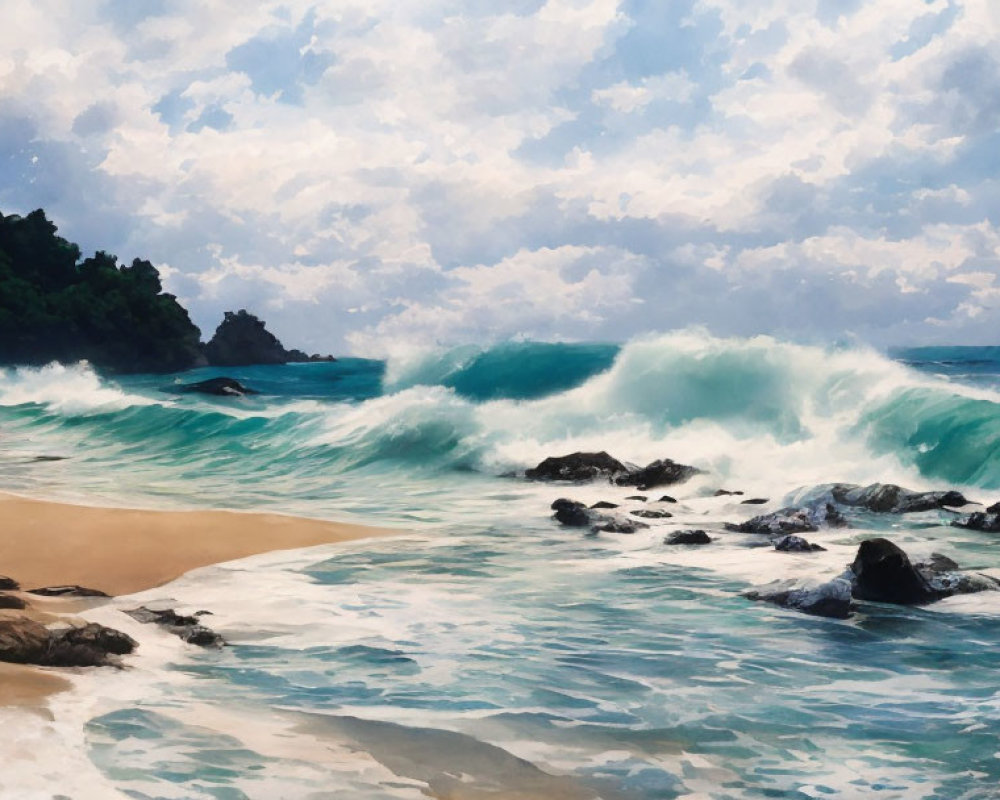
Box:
725, 504, 846, 535
204, 310, 334, 367
124, 607, 225, 648
774, 535, 826, 553
830, 483, 970, 513
173, 377, 259, 397
0, 618, 136, 667
525, 453, 700, 488
615, 458, 702, 490
665, 530, 711, 545
527, 452, 632, 483
744, 578, 853, 619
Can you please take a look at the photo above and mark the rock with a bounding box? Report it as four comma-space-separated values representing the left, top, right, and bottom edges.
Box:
526, 452, 632, 483
714, 489, 744, 496
914, 553, 1000, 596
124, 607, 225, 648
725, 504, 844, 535
631, 509, 672, 519
0, 576, 20, 591
174, 377, 259, 397
615, 458, 702, 490
850, 539, 938, 604
774, 535, 826, 553
987, 502, 1000, 514
952, 512, 1000, 533
204, 309, 333, 367
27, 585, 110, 598
744, 578, 853, 619
46, 623, 137, 665
591, 518, 649, 534
550, 498, 597, 527
665, 530, 711, 545
657, 495, 677, 504
0, 618, 136, 667
831, 483, 970, 514
589, 501, 619, 509
0, 594, 26, 610
741, 498, 769, 505
625, 495, 647, 502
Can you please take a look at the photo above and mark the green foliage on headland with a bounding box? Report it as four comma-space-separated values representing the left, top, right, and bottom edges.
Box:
0, 209, 204, 373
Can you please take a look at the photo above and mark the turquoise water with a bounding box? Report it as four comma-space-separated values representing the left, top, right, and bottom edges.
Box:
3, 333, 1000, 798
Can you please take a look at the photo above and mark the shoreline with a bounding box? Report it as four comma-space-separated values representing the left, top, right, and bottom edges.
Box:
0, 491, 399, 706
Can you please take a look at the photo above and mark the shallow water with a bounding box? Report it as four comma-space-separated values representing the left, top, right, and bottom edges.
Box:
3, 333, 1000, 798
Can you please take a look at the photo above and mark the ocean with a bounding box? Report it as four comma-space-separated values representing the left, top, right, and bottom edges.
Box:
2, 331, 1000, 799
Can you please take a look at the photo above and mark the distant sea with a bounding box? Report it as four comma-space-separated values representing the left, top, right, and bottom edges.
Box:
2, 332, 1000, 799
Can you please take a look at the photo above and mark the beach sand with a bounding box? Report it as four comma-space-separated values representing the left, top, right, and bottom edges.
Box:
0, 492, 395, 704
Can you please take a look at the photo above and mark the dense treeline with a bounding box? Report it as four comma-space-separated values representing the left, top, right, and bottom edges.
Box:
0, 209, 204, 373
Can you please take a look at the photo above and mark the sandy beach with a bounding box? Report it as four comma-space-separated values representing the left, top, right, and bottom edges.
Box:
0, 492, 395, 704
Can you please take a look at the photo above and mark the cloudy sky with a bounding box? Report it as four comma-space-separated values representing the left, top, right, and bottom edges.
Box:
2, 0, 999, 353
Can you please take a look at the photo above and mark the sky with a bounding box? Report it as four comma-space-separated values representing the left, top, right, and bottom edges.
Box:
1, 0, 999, 354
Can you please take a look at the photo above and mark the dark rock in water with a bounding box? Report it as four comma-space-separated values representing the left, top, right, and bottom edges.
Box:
592, 518, 649, 534
590, 501, 619, 509
124, 606, 226, 648
741, 498, 769, 505
204, 309, 334, 366
27, 585, 109, 598
725, 504, 844, 535
631, 509, 672, 519
850, 538, 938, 604
616, 458, 702, 490
526, 452, 631, 483
550, 498, 596, 527
0, 576, 20, 591
913, 553, 1000, 596
987, 502, 1000, 514
0, 618, 136, 667
31, 455, 66, 462
625, 495, 647, 502
744, 578, 853, 619
657, 495, 677, 504
831, 483, 970, 513
714, 489, 744, 497
665, 529, 711, 545
174, 377, 259, 397
774, 535, 826, 553
952, 512, 1000, 533
0, 593, 26, 610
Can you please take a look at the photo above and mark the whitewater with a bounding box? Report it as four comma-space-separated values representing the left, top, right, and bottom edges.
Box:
2, 331, 1000, 799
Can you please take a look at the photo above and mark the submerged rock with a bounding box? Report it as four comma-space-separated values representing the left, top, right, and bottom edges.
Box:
831, 483, 970, 513
725, 504, 845, 535
741, 498, 769, 505
592, 518, 649, 534
0, 594, 26, 610
526, 452, 631, 483
625, 495, 648, 502
952, 511, 1000, 533
665, 530, 711, 545
0, 618, 136, 667
714, 489, 744, 497
744, 578, 853, 620
0, 576, 20, 591
590, 501, 619, 509
631, 509, 672, 519
774, 535, 826, 553
913, 552, 1000, 596
615, 458, 702, 491
173, 377, 259, 397
27, 585, 109, 598
657, 495, 678, 504
124, 606, 226, 648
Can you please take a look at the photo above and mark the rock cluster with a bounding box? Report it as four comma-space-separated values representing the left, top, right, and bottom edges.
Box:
0, 618, 136, 667
124, 607, 226, 648
525, 452, 701, 488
